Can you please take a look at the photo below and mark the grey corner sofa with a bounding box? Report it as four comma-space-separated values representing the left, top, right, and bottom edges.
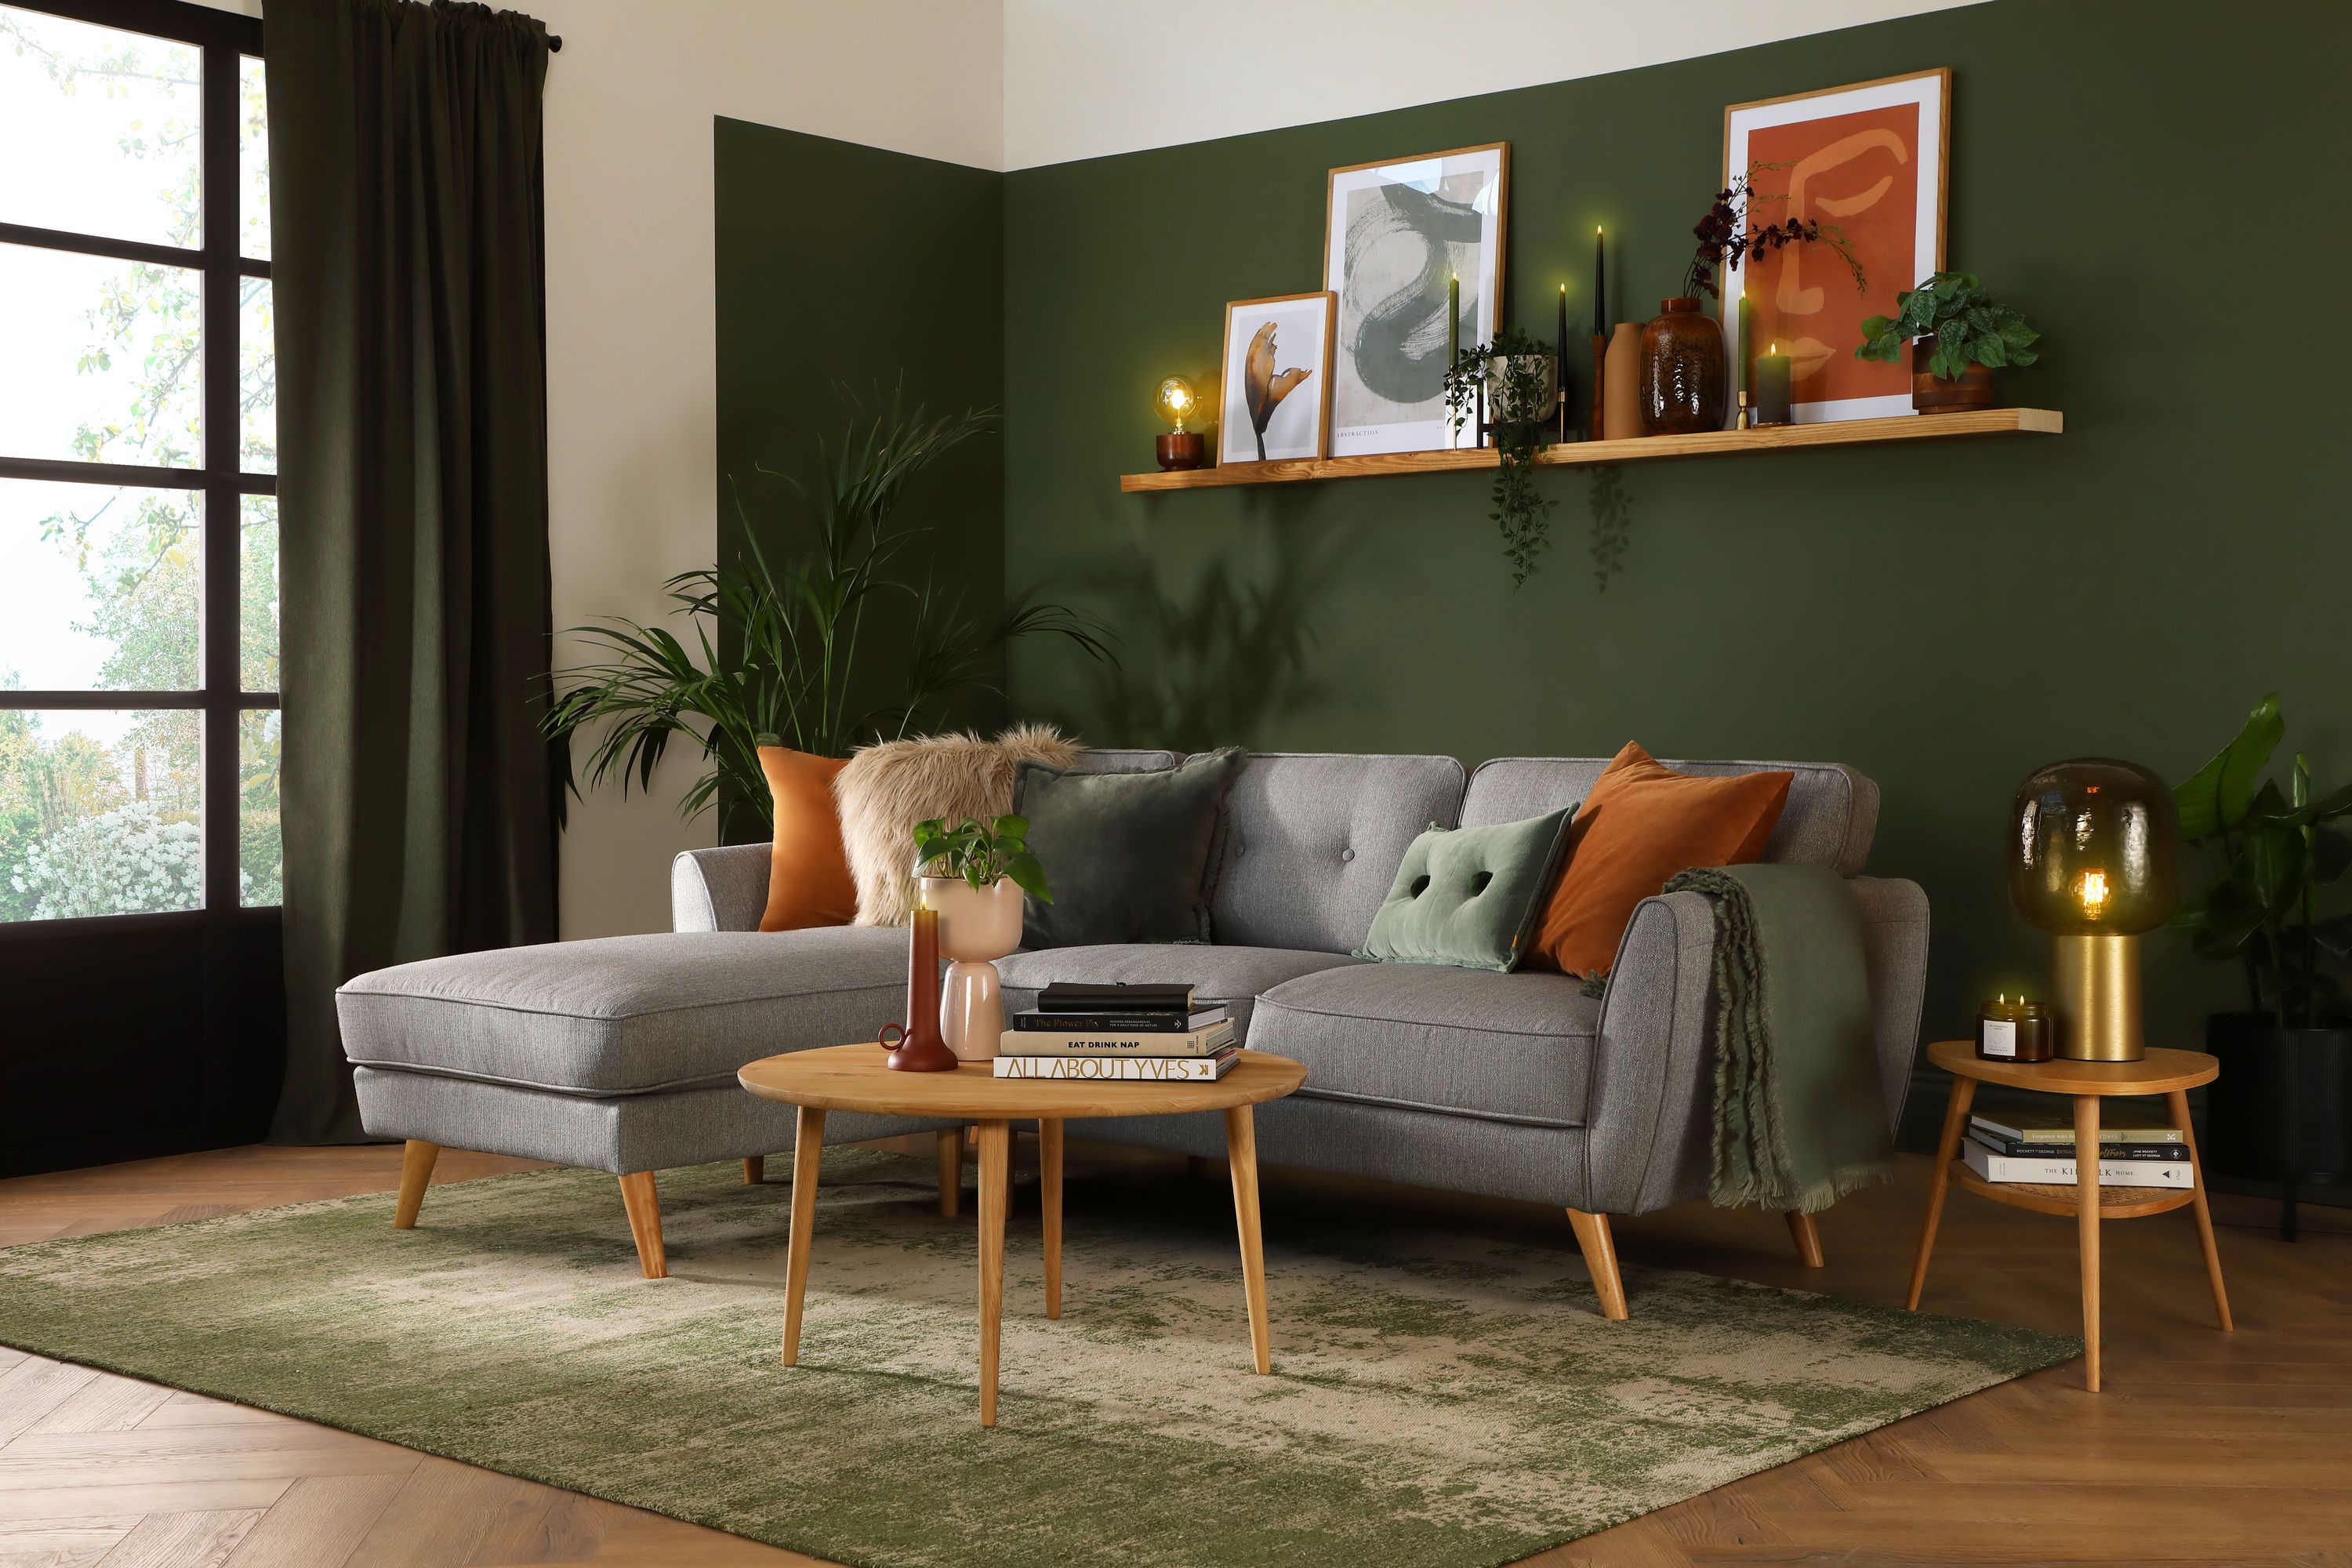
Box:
337, 750, 1926, 1315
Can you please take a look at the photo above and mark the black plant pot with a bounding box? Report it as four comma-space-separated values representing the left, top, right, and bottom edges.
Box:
2204, 1012, 2352, 1240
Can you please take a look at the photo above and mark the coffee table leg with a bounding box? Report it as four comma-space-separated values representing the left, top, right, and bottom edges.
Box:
2169, 1087, 2234, 1332
1905, 1075, 1975, 1310
976, 1118, 1011, 1427
1040, 1118, 1063, 1320
781, 1105, 826, 1367
2074, 1094, 2101, 1393
1224, 1104, 1272, 1374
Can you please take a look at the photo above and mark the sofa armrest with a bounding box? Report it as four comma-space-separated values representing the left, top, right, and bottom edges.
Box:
1583, 889, 1720, 1215
1846, 874, 1929, 1138
671, 844, 771, 933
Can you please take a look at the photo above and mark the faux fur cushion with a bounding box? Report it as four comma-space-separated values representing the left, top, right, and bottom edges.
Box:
836, 724, 1080, 926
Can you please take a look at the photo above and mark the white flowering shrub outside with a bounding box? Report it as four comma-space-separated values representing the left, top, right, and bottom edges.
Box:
9, 800, 230, 920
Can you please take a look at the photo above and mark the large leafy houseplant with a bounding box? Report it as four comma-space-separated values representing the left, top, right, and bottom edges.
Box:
545, 396, 1114, 828
1855, 270, 2041, 381
912, 813, 1051, 902
2171, 693, 2352, 1026
1443, 325, 1559, 588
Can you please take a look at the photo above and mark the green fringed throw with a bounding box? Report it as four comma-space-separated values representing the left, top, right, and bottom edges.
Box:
1665, 865, 1893, 1214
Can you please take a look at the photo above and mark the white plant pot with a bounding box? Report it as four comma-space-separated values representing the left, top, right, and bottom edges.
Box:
920, 877, 1024, 1062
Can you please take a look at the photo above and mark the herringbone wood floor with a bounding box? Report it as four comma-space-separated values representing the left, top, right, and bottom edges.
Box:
0, 1138, 2347, 1568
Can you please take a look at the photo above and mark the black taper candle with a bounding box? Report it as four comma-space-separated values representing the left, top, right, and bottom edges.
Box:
1592, 225, 1605, 335
1555, 285, 1568, 441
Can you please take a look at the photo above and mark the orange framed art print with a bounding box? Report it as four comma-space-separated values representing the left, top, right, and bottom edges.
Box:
1722, 69, 1948, 423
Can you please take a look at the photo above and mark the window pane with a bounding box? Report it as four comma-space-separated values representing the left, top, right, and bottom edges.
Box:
240, 277, 274, 472
0, 707, 201, 921
240, 54, 268, 261
0, 480, 200, 691
240, 493, 277, 691
0, 242, 203, 467
240, 706, 278, 907
0, 5, 202, 249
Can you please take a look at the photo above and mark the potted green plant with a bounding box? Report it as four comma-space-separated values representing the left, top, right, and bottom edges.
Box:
2169, 692, 2352, 1237
1854, 270, 2041, 413
1443, 325, 1558, 588
913, 814, 1049, 1059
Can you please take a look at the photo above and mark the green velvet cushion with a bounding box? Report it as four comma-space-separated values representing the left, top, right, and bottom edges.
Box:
1013, 748, 1244, 948
1355, 805, 1577, 972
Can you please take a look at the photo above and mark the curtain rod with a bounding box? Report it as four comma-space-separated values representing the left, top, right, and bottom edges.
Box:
548, 33, 562, 51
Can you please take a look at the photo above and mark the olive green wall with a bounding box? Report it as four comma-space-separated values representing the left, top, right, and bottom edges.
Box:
1000, 1, 2352, 1076
713, 117, 1005, 838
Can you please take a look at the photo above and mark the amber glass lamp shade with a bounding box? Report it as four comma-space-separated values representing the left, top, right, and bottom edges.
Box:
2009, 758, 2180, 1062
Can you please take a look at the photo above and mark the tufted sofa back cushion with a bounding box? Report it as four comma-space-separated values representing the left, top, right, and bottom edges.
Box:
1461, 757, 1879, 877
1198, 753, 1468, 953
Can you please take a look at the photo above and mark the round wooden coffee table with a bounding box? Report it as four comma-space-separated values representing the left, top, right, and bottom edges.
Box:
737, 1042, 1307, 1426
1905, 1040, 2232, 1392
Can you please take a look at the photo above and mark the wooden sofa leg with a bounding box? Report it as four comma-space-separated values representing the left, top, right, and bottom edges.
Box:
1787, 1209, 1827, 1269
618, 1171, 666, 1279
744, 1156, 764, 1185
937, 1129, 962, 1218
1566, 1208, 1629, 1320
393, 1140, 439, 1229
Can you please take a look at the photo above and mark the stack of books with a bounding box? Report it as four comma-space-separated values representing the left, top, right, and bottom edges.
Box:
1962, 1108, 2193, 1189
993, 982, 1238, 1080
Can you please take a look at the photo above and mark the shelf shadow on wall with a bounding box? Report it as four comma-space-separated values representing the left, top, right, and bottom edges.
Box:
1062, 524, 1361, 754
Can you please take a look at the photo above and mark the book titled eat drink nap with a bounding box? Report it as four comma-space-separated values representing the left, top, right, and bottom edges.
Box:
997, 1019, 1239, 1058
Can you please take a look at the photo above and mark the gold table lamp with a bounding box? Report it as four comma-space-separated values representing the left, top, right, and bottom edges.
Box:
2009, 759, 2180, 1062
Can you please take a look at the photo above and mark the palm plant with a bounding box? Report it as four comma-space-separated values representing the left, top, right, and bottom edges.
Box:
544, 394, 1114, 829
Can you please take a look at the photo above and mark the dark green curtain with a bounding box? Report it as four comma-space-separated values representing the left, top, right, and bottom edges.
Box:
267, 0, 559, 1142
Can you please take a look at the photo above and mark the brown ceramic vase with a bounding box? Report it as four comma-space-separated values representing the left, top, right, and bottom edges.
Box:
1638, 297, 1727, 435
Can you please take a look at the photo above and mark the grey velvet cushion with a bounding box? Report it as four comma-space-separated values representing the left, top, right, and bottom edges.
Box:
1014, 748, 1243, 947
996, 942, 1361, 1044
1357, 807, 1573, 972
1202, 753, 1468, 955
336, 927, 909, 1096
1461, 757, 1878, 877
1250, 962, 1598, 1128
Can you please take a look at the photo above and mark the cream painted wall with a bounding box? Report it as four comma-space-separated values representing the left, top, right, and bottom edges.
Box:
533, 0, 1002, 937
1001, 0, 1986, 169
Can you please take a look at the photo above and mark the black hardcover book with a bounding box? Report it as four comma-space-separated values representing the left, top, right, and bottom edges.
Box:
1972, 1132, 2189, 1161
1012, 1007, 1230, 1033
1036, 982, 1196, 1012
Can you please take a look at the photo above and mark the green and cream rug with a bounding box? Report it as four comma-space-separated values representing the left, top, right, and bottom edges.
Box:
0, 1153, 2073, 1567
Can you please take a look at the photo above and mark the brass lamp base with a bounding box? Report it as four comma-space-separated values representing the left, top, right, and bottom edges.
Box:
2050, 932, 2145, 1062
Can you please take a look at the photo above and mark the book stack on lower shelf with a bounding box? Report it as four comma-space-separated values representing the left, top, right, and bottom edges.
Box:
994, 982, 1236, 1081
1963, 1109, 2193, 1189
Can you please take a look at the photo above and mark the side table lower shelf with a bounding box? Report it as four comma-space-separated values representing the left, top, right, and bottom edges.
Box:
1951, 1160, 2197, 1219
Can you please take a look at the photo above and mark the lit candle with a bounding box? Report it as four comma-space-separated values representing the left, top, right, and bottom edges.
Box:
1555, 283, 1568, 437
1754, 340, 1792, 426
1592, 225, 1605, 333
1979, 993, 2054, 1062
1446, 270, 1459, 371
1737, 294, 1753, 405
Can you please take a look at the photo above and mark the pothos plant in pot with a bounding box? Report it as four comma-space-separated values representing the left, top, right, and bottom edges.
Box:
2169, 692, 2352, 1236
1855, 270, 2041, 413
912, 813, 1051, 1059
1443, 325, 1558, 589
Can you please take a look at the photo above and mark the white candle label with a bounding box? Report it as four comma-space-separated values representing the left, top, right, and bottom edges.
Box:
1981, 1018, 2017, 1058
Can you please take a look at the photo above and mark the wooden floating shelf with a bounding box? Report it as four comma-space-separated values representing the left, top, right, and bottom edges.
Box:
1120, 407, 2063, 493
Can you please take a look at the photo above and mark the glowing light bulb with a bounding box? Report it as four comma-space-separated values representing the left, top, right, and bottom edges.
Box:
1152, 376, 1197, 434
2078, 869, 2110, 914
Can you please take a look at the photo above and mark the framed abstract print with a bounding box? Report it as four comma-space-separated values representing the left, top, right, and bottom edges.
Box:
1723, 70, 1947, 423
1216, 292, 1337, 466
1322, 143, 1508, 456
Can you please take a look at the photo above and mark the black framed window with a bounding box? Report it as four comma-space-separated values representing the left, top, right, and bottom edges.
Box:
0, 0, 275, 927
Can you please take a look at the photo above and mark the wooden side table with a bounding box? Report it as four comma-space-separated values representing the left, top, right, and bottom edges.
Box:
1905, 1040, 2233, 1392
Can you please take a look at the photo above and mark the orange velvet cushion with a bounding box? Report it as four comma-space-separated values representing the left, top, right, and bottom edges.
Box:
1526, 742, 1794, 978
757, 747, 857, 932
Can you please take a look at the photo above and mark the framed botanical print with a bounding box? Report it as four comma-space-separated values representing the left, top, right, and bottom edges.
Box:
1322, 143, 1508, 456
1722, 70, 1947, 423
1217, 292, 1337, 466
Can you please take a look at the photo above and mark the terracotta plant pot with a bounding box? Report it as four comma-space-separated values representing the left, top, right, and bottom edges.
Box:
920, 876, 1024, 1062
1911, 336, 1995, 413
1638, 297, 1726, 435
2204, 1013, 2352, 1240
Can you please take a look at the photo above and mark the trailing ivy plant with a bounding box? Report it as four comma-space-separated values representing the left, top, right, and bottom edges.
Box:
1443, 325, 1558, 589
1856, 270, 2042, 381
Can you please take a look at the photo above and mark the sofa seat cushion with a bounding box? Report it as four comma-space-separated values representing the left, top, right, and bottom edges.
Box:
996, 944, 1361, 1043
337, 927, 909, 1096
1249, 963, 1597, 1128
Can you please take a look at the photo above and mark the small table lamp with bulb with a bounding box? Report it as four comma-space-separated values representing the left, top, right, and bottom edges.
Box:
1153, 376, 1204, 470
2009, 758, 2180, 1062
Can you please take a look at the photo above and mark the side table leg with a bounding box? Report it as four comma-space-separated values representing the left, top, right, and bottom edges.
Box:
1906, 1076, 1976, 1309
781, 1106, 826, 1366
1040, 1118, 1064, 1320
2074, 1094, 2102, 1392
1225, 1104, 1272, 1374
2168, 1087, 2234, 1332
976, 1119, 1011, 1426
